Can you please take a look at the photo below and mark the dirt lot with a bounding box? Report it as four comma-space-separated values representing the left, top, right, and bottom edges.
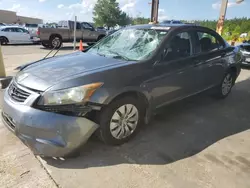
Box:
1, 44, 250, 188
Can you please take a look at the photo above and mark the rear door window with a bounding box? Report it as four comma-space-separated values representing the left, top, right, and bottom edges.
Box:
3, 28, 15, 32
197, 31, 224, 53
14, 28, 25, 33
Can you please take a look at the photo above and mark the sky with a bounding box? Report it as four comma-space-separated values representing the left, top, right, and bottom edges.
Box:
0, 0, 249, 23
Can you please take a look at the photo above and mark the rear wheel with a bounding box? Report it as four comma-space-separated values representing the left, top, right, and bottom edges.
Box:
97, 97, 144, 145
97, 35, 105, 41
87, 43, 94, 46
50, 36, 62, 49
214, 71, 235, 98
41, 42, 51, 48
0, 37, 8, 45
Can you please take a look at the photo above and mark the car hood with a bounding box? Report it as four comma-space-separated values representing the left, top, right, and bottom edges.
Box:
17, 52, 124, 91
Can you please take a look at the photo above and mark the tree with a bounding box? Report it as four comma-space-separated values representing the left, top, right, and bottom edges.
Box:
132, 17, 150, 25
93, 0, 130, 28
119, 12, 132, 26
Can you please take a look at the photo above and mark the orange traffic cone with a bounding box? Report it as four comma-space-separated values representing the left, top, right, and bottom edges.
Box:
79, 40, 84, 51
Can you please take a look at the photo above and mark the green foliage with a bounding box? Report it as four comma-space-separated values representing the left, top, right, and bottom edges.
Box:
93, 0, 131, 28
197, 18, 250, 41
132, 17, 150, 25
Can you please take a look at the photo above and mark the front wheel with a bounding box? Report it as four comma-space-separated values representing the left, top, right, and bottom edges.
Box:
97, 97, 144, 145
214, 71, 235, 99
0, 37, 8, 45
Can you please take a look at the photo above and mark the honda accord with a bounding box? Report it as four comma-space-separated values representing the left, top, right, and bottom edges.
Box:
1, 24, 242, 157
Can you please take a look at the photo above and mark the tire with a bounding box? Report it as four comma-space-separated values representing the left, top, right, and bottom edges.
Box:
0, 36, 8, 45
97, 35, 105, 41
41, 42, 50, 48
50, 36, 62, 49
97, 96, 145, 145
214, 70, 235, 99
87, 43, 94, 46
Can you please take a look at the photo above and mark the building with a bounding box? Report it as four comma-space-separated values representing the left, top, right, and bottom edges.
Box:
0, 9, 43, 24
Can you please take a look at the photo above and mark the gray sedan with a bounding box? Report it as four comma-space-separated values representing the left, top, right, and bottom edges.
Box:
1, 24, 242, 157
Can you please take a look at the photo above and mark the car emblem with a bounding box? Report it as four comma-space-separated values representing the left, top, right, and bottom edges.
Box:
17, 73, 29, 83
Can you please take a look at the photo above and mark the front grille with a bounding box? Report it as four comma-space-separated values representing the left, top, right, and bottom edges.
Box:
8, 83, 31, 102
35, 104, 92, 117
2, 112, 16, 130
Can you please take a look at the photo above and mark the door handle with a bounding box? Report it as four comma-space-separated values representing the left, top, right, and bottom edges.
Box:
221, 52, 227, 57
193, 60, 205, 67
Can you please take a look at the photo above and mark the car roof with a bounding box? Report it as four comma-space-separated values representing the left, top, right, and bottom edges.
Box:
0, 25, 25, 29
125, 23, 197, 30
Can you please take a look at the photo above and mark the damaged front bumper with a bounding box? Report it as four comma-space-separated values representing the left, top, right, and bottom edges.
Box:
1, 88, 99, 157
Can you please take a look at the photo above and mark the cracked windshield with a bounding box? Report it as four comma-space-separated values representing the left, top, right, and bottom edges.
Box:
88, 29, 168, 61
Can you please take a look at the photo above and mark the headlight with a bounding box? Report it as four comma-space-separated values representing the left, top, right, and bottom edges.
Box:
38, 82, 103, 105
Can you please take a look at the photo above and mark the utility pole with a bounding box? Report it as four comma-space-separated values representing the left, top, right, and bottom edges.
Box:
216, 0, 244, 35
73, 16, 77, 51
216, 0, 228, 35
150, 0, 159, 23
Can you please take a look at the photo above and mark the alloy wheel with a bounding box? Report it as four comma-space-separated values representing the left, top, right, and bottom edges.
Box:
222, 74, 233, 96
52, 37, 60, 48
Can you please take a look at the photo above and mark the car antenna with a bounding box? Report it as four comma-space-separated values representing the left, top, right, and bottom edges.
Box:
52, 44, 63, 57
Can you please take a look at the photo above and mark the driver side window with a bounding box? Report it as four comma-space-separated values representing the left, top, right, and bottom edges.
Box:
164, 32, 192, 61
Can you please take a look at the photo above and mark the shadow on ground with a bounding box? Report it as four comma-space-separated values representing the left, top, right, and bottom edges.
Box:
45, 78, 250, 169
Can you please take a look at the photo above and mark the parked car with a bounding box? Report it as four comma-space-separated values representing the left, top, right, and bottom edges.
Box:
161, 20, 183, 24
107, 29, 118, 35
1, 24, 242, 157
23, 23, 41, 42
0, 26, 34, 44
239, 41, 250, 66
38, 20, 106, 49
96, 26, 107, 32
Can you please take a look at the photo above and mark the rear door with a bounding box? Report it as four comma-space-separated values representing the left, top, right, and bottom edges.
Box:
192, 29, 227, 88
69, 21, 82, 41
14, 28, 31, 43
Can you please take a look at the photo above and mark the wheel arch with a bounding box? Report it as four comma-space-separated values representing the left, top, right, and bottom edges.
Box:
97, 34, 106, 40
0, 36, 9, 42
49, 34, 62, 40
228, 66, 238, 82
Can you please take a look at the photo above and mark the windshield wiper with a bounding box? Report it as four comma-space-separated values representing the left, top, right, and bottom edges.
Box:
108, 50, 132, 61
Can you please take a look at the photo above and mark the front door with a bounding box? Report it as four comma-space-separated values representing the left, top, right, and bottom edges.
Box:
81, 22, 96, 42
145, 30, 202, 108
2, 28, 19, 43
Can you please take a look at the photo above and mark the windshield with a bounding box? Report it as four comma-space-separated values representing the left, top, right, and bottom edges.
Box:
88, 28, 168, 61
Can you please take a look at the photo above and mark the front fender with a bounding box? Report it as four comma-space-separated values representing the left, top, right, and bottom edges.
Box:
89, 86, 151, 106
